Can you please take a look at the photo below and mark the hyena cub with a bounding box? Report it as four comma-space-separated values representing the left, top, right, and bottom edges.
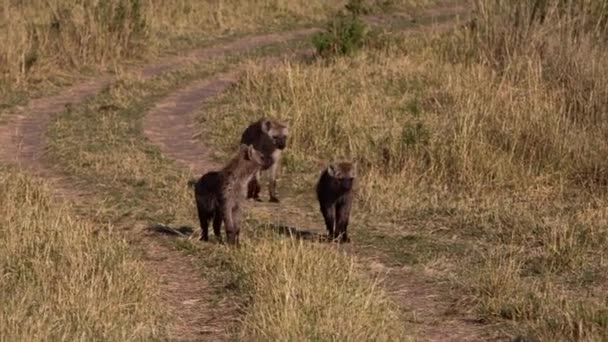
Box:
190, 144, 266, 245
315, 161, 357, 243
240, 118, 289, 203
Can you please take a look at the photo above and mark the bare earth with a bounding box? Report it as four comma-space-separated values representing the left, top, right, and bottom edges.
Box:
0, 3, 508, 341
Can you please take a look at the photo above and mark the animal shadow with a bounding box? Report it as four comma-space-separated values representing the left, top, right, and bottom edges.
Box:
262, 223, 329, 242
146, 223, 195, 238
147, 223, 333, 244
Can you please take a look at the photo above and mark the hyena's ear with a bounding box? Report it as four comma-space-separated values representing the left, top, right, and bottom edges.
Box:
327, 163, 337, 177
239, 143, 250, 155
260, 119, 272, 134
245, 145, 263, 164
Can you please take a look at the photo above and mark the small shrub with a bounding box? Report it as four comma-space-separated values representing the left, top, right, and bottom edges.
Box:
312, 0, 370, 58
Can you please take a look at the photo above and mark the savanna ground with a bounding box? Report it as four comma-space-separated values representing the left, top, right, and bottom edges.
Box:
1, 0, 607, 341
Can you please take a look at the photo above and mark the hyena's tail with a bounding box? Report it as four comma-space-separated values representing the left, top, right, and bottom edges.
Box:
187, 177, 198, 188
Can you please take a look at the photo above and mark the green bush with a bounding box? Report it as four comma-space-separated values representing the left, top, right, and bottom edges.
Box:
312, 0, 370, 57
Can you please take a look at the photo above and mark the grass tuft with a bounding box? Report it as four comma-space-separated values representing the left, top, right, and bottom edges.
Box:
312, 0, 370, 58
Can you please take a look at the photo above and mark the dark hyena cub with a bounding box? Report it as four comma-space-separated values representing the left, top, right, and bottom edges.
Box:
240, 118, 289, 203
190, 144, 266, 245
315, 161, 357, 243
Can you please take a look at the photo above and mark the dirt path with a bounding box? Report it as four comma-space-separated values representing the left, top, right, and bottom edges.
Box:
143, 70, 239, 174
143, 51, 314, 176
140, 6, 506, 342
0, 28, 320, 342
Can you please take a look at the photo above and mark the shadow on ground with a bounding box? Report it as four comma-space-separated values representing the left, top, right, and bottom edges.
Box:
147, 222, 328, 242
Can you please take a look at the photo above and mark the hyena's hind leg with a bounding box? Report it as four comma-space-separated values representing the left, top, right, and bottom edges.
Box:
212, 208, 223, 243
196, 203, 212, 241
230, 205, 242, 245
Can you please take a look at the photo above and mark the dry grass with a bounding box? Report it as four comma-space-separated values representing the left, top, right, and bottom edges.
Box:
186, 228, 409, 341
0, 0, 343, 107
47, 62, 227, 224
0, 0, 426, 108
235, 234, 408, 340
44, 44, 413, 340
194, 1, 608, 339
0, 167, 163, 340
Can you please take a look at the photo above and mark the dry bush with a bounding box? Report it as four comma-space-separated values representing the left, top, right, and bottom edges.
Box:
0, 168, 162, 340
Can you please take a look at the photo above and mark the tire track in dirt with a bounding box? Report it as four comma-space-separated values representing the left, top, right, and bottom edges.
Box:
140, 6, 508, 342
143, 52, 314, 176
0, 28, 321, 342
143, 70, 239, 174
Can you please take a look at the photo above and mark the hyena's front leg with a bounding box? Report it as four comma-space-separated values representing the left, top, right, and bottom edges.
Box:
196, 197, 211, 241
320, 203, 336, 240
335, 201, 352, 243
268, 155, 281, 203
247, 170, 262, 201
231, 204, 241, 246
222, 203, 238, 245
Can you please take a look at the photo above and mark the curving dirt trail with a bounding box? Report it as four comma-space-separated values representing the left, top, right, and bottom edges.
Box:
143, 50, 314, 176
0, 28, 319, 174
143, 70, 239, 174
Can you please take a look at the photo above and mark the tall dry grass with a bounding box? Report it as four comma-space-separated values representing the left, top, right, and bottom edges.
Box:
0, 168, 162, 340
0, 0, 347, 106
442, 0, 608, 189
199, 0, 608, 212
0, 0, 432, 107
